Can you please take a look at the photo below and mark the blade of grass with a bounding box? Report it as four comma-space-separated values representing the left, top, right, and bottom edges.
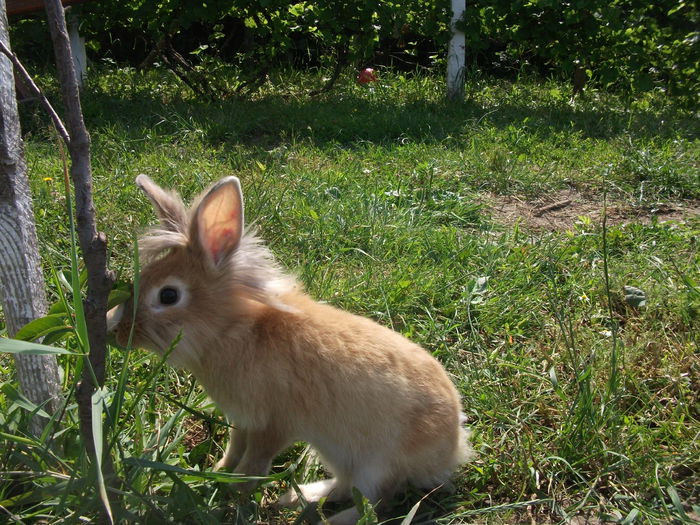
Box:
56, 135, 115, 521
600, 185, 621, 410
1, 383, 52, 419
108, 235, 140, 440
91, 386, 114, 524
0, 338, 81, 355
60, 147, 89, 356
439, 498, 554, 521
123, 457, 275, 483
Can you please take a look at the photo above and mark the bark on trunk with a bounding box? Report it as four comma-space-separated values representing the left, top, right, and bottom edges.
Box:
0, 0, 62, 436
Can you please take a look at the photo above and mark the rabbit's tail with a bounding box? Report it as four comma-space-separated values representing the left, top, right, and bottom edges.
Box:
407, 411, 475, 491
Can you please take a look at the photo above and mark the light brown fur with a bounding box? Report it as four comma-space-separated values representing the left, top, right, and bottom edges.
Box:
108, 175, 474, 524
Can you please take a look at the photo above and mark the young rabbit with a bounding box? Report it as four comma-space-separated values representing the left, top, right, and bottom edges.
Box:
107, 175, 473, 524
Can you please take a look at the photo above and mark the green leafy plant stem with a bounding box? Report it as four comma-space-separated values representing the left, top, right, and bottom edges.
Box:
601, 186, 622, 414
59, 137, 113, 522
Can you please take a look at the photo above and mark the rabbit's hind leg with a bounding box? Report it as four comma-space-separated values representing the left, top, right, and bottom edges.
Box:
278, 477, 348, 507
323, 464, 395, 525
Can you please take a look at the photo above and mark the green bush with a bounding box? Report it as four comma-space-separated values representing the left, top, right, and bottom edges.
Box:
469, 0, 699, 102
9, 0, 698, 104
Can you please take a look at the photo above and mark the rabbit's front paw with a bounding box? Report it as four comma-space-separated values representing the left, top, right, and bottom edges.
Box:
214, 457, 232, 472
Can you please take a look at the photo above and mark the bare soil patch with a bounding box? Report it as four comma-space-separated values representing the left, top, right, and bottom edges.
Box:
485, 190, 700, 231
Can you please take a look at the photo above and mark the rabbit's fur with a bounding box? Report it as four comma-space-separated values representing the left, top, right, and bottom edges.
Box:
108, 175, 473, 524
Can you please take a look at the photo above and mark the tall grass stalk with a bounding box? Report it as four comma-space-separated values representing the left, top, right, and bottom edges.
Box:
58, 135, 114, 523
601, 185, 621, 413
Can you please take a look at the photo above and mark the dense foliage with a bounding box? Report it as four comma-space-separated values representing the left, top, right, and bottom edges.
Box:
8, 0, 699, 103
464, 0, 699, 102
6, 0, 700, 106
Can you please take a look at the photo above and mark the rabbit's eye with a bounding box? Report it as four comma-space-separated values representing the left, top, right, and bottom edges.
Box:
159, 287, 180, 306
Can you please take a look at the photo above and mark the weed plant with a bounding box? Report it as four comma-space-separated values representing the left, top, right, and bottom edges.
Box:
1, 68, 698, 524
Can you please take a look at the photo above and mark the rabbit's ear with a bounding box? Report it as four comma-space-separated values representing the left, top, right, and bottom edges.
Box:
136, 174, 188, 233
191, 177, 244, 267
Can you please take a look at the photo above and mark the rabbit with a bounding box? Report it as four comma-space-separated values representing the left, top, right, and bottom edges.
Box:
107, 175, 474, 525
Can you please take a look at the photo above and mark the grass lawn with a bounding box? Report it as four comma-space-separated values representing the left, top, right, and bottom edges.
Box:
2, 68, 699, 524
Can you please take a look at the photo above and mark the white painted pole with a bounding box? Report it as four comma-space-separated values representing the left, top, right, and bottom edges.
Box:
67, 9, 87, 87
446, 0, 466, 101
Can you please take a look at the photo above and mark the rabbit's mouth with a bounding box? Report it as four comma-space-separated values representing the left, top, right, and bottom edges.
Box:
106, 303, 131, 348
107, 303, 184, 361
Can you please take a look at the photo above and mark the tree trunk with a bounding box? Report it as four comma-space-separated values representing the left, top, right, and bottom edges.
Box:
446, 0, 466, 101
43, 0, 115, 462
0, 0, 62, 436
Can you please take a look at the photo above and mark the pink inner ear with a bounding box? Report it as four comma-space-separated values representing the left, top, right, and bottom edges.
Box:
198, 184, 243, 266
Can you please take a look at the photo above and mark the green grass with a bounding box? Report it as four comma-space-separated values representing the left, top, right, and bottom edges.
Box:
2, 67, 699, 524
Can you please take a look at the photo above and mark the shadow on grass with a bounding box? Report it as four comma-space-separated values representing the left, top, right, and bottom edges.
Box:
22, 75, 699, 154
282, 486, 468, 525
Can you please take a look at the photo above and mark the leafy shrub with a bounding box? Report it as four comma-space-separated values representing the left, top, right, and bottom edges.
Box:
8, 1, 698, 104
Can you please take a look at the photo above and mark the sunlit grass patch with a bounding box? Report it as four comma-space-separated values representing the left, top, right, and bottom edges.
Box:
2, 69, 698, 524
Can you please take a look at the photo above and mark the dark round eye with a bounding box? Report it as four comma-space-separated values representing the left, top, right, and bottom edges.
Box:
159, 287, 180, 306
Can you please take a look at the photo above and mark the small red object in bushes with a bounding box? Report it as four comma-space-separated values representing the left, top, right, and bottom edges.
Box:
357, 68, 377, 84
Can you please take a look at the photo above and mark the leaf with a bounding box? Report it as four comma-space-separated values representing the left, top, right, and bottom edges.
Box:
623, 286, 647, 307
400, 499, 422, 525
123, 457, 271, 483
470, 276, 489, 304
14, 314, 70, 342
48, 300, 67, 315
472, 276, 489, 295
621, 508, 639, 525
667, 2, 686, 16
0, 337, 79, 355
352, 487, 378, 524
1, 383, 51, 419
92, 387, 114, 524
352, 486, 366, 510
108, 288, 132, 309
548, 367, 559, 390
0, 431, 40, 447
42, 328, 74, 345
64, 181, 89, 354
666, 484, 689, 521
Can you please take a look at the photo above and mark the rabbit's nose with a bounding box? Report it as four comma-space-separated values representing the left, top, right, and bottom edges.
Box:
106, 304, 125, 332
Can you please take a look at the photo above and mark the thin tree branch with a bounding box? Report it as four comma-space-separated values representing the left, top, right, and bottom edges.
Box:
160, 51, 202, 96
138, 35, 166, 70
43, 0, 115, 475
310, 44, 348, 96
0, 40, 71, 146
